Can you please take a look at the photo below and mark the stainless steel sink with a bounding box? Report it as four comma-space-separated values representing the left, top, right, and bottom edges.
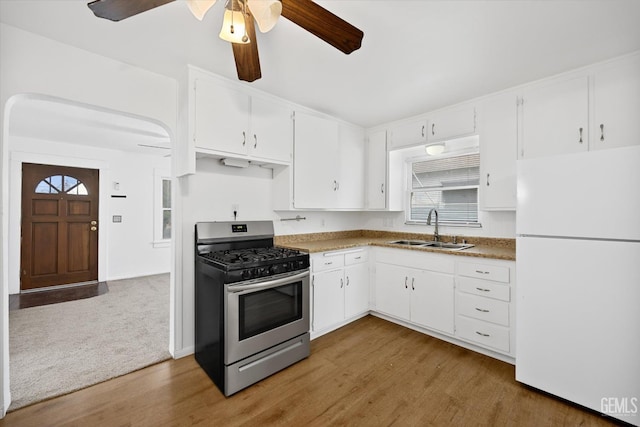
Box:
387, 240, 430, 246
387, 240, 474, 251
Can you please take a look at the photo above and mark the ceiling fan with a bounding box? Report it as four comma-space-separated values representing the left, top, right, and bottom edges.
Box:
87, 0, 364, 82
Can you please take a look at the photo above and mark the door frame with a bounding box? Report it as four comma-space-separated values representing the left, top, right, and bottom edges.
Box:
9, 152, 109, 294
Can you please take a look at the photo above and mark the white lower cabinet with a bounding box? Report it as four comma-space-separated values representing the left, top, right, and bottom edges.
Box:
311, 249, 369, 335
372, 247, 515, 360
373, 248, 455, 335
454, 259, 515, 356
311, 246, 516, 361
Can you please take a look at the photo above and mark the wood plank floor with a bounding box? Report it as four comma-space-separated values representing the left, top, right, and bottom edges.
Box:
0, 316, 618, 426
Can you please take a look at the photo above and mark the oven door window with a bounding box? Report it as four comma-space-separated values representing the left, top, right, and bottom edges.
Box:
238, 281, 303, 340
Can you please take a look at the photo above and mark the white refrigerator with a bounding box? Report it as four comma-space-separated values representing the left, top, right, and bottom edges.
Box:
516, 145, 640, 426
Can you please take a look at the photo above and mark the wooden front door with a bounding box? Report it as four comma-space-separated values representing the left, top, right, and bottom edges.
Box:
20, 163, 99, 291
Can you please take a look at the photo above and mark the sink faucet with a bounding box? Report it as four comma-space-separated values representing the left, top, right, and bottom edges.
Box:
426, 208, 440, 242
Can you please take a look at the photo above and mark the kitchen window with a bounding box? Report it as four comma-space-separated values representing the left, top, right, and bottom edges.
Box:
407, 137, 480, 226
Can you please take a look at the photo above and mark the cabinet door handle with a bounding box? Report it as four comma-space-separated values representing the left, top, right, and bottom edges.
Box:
346, 277, 350, 286
432, 123, 435, 136
475, 287, 491, 292
340, 278, 344, 288
381, 183, 384, 194
600, 124, 605, 142
404, 276, 408, 289
578, 127, 583, 143
242, 131, 246, 146
333, 180, 338, 191
411, 277, 415, 290
253, 134, 258, 148
475, 331, 490, 337
486, 173, 490, 187
421, 125, 425, 137
475, 307, 490, 313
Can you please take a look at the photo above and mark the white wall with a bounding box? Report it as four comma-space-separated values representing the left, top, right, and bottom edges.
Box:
0, 23, 178, 415
360, 210, 516, 239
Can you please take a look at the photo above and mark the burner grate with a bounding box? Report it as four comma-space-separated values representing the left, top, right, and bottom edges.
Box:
201, 247, 305, 267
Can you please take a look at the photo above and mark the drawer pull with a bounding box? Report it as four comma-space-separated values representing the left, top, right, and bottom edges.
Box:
324, 261, 333, 266
475, 287, 491, 292
354, 256, 361, 260
475, 270, 490, 275
475, 308, 490, 313
475, 331, 490, 337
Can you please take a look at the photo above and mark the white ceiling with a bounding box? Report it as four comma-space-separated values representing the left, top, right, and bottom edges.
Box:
2, 0, 640, 129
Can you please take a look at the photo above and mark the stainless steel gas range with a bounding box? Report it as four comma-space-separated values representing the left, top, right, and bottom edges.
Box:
194, 221, 310, 396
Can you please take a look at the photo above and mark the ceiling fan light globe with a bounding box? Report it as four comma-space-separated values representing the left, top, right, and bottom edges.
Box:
219, 9, 250, 44
247, 0, 282, 33
187, 0, 217, 21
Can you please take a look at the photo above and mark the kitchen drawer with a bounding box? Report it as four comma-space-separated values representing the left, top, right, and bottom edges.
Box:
456, 315, 510, 353
313, 254, 344, 272
457, 276, 510, 302
458, 262, 510, 283
456, 292, 509, 326
345, 250, 368, 265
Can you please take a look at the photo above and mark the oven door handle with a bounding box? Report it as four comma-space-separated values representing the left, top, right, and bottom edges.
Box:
227, 271, 309, 294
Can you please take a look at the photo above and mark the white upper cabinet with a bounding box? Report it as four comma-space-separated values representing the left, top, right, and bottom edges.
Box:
521, 75, 589, 159
591, 54, 640, 151
336, 124, 365, 209
293, 111, 364, 210
194, 77, 250, 156
248, 95, 293, 162
519, 53, 640, 159
191, 69, 292, 164
479, 91, 518, 210
427, 105, 476, 142
366, 130, 387, 210
388, 118, 427, 149
293, 112, 339, 209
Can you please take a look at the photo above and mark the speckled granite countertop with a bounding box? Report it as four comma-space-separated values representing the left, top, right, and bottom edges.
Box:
275, 230, 515, 261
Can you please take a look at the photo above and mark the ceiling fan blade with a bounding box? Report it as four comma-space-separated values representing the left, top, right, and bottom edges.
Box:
280, 0, 363, 54
231, 12, 262, 82
87, 0, 175, 21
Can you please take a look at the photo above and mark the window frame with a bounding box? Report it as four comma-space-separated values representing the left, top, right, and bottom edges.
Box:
405, 146, 481, 228
153, 169, 172, 248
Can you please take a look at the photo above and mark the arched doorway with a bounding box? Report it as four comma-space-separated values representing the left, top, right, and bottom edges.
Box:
4, 94, 173, 410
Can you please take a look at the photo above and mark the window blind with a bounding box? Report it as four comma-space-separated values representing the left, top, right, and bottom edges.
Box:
409, 152, 480, 224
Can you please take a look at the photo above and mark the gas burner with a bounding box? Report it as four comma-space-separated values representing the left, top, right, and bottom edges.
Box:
199, 246, 309, 281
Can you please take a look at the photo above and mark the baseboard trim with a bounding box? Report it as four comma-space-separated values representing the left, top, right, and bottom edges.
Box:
105, 272, 170, 282
370, 312, 515, 365
172, 346, 194, 359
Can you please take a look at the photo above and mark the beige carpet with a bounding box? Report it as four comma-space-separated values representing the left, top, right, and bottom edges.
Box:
8, 273, 171, 411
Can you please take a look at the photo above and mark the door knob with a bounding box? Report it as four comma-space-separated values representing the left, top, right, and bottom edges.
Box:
91, 220, 97, 225
91, 226, 97, 231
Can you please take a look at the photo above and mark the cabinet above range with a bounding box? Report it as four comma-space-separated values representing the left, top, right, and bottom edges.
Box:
185, 67, 294, 173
